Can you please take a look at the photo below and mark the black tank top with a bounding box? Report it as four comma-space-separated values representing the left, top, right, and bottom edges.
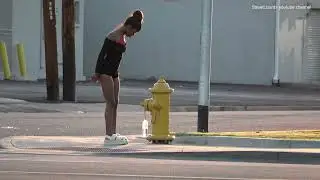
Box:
95, 38, 126, 73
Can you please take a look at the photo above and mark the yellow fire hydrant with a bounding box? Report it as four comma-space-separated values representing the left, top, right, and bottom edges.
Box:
140, 76, 175, 144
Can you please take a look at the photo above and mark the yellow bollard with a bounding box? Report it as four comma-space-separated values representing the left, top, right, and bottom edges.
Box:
16, 43, 27, 78
140, 76, 175, 144
0, 41, 11, 80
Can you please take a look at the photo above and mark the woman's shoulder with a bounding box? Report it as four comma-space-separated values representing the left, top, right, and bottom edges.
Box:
105, 32, 126, 47
106, 31, 118, 41
103, 36, 118, 46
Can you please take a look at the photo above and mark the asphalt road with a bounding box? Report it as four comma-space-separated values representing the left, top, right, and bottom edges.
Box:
0, 153, 319, 180
1, 111, 319, 139
2, 81, 320, 106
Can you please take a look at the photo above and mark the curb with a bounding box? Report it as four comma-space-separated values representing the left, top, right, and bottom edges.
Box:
0, 137, 15, 149
1, 136, 319, 164
170, 105, 320, 112
173, 136, 320, 148
2, 136, 320, 150
109, 150, 320, 165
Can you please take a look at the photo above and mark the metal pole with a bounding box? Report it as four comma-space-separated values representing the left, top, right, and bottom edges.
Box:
273, 0, 280, 86
197, 0, 213, 133
43, 0, 60, 101
62, 0, 76, 101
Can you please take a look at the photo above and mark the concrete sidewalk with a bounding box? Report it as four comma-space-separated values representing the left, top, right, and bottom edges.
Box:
1, 135, 320, 164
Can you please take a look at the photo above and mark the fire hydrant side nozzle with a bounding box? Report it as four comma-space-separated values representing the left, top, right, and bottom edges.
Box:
141, 76, 175, 144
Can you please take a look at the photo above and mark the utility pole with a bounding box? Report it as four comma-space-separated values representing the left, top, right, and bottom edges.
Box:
42, 0, 59, 101
62, 0, 76, 101
272, 0, 281, 86
198, 0, 213, 133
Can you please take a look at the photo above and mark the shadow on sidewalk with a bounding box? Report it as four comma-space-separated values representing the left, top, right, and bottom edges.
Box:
92, 151, 320, 165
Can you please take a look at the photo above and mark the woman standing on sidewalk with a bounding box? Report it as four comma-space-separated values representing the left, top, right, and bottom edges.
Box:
92, 10, 144, 142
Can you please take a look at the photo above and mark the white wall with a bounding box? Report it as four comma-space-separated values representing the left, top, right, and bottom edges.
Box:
12, 0, 41, 80
0, 0, 13, 79
84, 0, 202, 82
2, 0, 316, 84
275, 0, 315, 84
211, 0, 275, 85
83, 0, 278, 85
309, 0, 320, 8
74, 0, 85, 81
10, 0, 84, 81
278, 0, 308, 83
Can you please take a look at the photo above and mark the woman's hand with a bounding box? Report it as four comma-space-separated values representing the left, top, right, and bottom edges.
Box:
91, 73, 100, 83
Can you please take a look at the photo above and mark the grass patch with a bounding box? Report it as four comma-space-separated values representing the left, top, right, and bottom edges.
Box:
172, 130, 320, 140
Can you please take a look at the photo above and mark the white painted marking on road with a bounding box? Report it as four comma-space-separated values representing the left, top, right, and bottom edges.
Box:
1, 126, 19, 130
0, 158, 103, 163
0, 171, 287, 180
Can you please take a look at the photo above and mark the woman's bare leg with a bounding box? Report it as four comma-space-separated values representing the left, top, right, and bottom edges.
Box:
112, 77, 120, 132
99, 74, 116, 136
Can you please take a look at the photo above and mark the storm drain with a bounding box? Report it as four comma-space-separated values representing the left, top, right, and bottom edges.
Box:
27, 146, 150, 153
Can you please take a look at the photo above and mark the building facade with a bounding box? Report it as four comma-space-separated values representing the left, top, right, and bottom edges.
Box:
0, 0, 85, 81
1, 0, 320, 85
82, 0, 320, 85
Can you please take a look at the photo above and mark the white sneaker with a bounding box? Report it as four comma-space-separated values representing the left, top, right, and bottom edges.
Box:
104, 133, 129, 145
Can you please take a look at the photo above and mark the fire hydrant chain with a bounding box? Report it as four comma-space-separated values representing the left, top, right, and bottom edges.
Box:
151, 111, 157, 124
144, 109, 147, 121
144, 109, 156, 124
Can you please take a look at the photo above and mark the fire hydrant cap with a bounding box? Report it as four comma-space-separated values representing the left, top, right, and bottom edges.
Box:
149, 76, 174, 93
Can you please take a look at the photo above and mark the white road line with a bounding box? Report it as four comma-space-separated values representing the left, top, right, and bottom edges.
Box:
0, 171, 286, 180
0, 158, 270, 166
0, 158, 107, 163
0, 158, 214, 166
